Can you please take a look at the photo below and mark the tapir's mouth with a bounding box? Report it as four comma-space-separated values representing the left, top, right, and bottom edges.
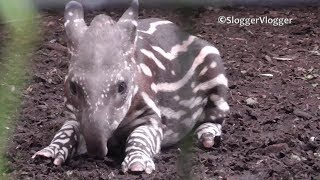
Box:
86, 140, 108, 159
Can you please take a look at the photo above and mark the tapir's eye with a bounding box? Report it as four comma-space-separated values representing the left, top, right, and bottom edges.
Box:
69, 81, 77, 95
117, 81, 127, 94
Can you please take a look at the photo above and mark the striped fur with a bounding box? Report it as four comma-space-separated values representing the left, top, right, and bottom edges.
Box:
33, 0, 230, 174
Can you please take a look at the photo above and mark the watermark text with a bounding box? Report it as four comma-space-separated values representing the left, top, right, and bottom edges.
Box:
218, 16, 293, 26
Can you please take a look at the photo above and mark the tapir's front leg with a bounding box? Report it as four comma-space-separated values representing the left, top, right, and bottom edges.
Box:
122, 114, 163, 174
32, 120, 80, 165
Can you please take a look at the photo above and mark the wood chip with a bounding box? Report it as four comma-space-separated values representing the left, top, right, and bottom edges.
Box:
264, 55, 272, 62
293, 109, 312, 119
273, 57, 294, 61
260, 73, 273, 77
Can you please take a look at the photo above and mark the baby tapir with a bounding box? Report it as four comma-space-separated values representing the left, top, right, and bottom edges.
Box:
32, 0, 230, 174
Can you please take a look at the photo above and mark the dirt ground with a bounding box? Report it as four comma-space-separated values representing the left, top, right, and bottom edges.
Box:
5, 6, 320, 180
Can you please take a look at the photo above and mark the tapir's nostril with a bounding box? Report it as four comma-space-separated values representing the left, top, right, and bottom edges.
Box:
87, 143, 108, 159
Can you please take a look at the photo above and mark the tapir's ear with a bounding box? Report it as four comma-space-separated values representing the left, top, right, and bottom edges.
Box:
117, 0, 139, 42
64, 1, 88, 46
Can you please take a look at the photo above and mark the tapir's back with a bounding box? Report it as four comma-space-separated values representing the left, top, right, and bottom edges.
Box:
135, 18, 228, 146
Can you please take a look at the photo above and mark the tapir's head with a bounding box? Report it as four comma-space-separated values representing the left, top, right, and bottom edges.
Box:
63, 0, 139, 158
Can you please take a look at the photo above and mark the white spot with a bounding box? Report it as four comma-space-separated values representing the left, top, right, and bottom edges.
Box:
193, 74, 228, 93
215, 98, 230, 112
159, 106, 186, 119
210, 61, 217, 68
191, 82, 196, 88
210, 94, 221, 102
138, 20, 172, 34
121, 19, 137, 26
139, 63, 152, 77
210, 115, 217, 120
140, 49, 166, 70
140, 92, 161, 117
128, 11, 133, 15
171, 70, 176, 75
73, 19, 82, 23
68, 12, 73, 16
173, 95, 180, 101
156, 46, 220, 92
151, 36, 196, 61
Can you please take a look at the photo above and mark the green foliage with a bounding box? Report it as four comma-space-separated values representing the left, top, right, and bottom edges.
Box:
0, 0, 38, 176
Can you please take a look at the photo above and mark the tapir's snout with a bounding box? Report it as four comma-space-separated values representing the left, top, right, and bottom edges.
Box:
81, 110, 110, 158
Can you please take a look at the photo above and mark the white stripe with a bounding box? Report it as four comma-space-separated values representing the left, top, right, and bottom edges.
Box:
141, 92, 161, 117
156, 46, 220, 92
140, 49, 166, 70
189, 97, 203, 109
128, 130, 154, 148
63, 130, 74, 137
151, 36, 196, 61
126, 152, 150, 163
66, 104, 75, 111
193, 74, 228, 93
140, 63, 152, 76
131, 129, 156, 154
199, 66, 208, 76
155, 134, 161, 153
210, 94, 221, 102
125, 146, 150, 157
138, 20, 172, 34
62, 147, 69, 159
151, 83, 157, 92
52, 138, 70, 144
64, 20, 70, 27
192, 108, 203, 120
196, 123, 222, 139
131, 107, 147, 118
179, 97, 195, 107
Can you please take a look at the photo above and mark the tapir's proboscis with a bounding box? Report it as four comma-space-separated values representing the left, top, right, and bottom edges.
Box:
32, 0, 230, 174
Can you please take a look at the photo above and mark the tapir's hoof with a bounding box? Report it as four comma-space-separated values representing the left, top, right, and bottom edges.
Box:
32, 146, 67, 166
199, 133, 216, 148
122, 152, 155, 174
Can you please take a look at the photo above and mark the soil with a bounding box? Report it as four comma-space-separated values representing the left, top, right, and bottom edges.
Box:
6, 6, 320, 180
